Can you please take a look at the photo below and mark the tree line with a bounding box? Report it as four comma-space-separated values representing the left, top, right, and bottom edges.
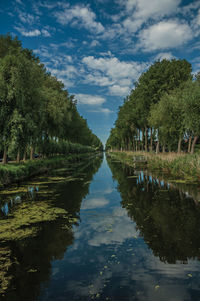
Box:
0, 34, 103, 164
106, 58, 200, 154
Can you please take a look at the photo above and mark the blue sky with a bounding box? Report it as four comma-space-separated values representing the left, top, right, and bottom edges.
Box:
1, 0, 200, 144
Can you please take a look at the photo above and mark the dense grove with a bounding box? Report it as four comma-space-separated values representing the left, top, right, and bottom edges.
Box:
0, 34, 103, 164
106, 59, 200, 154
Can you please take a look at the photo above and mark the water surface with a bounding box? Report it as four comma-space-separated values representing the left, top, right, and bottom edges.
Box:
1, 154, 200, 301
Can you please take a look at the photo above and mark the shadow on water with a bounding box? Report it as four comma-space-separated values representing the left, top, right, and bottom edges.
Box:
0, 154, 103, 301
106, 155, 200, 264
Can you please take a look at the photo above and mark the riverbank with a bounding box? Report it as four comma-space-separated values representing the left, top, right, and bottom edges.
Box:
107, 151, 200, 183
0, 153, 97, 187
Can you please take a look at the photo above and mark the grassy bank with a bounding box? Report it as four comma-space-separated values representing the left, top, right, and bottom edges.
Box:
0, 153, 96, 186
108, 151, 200, 183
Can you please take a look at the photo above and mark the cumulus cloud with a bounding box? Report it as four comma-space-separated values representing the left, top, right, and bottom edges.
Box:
138, 20, 193, 51
110, 0, 181, 37
87, 207, 139, 246
75, 94, 106, 106
153, 52, 176, 61
124, 0, 180, 18
14, 27, 41, 36
81, 197, 109, 209
55, 4, 104, 34
109, 85, 130, 96
82, 55, 147, 96
83, 56, 145, 81
14, 26, 51, 37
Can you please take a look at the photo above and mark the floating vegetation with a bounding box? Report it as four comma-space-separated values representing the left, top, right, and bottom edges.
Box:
65, 176, 84, 182
0, 201, 69, 242
0, 247, 14, 295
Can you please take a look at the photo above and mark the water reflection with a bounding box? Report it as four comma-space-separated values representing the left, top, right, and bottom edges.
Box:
0, 186, 40, 217
0, 154, 103, 300
1, 153, 200, 301
107, 155, 200, 264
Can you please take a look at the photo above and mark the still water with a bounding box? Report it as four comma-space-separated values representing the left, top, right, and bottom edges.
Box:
1, 154, 200, 301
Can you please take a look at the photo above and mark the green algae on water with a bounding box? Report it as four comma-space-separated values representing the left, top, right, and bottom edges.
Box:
0, 247, 13, 295
0, 201, 69, 242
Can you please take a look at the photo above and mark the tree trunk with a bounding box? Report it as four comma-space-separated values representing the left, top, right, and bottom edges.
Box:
191, 136, 198, 154
142, 128, 144, 151
132, 137, 135, 152
135, 136, 138, 152
150, 128, 153, 152
156, 141, 159, 154
177, 137, 182, 153
23, 150, 26, 161
145, 127, 148, 152
17, 149, 20, 163
188, 136, 192, 153
138, 129, 140, 151
30, 146, 34, 160
3, 147, 7, 165
162, 145, 165, 153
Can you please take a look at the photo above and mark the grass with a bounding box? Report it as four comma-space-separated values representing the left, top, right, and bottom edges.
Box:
108, 151, 200, 183
0, 153, 96, 186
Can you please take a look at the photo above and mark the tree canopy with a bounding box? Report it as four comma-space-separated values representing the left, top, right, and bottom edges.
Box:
106, 58, 200, 154
0, 34, 103, 163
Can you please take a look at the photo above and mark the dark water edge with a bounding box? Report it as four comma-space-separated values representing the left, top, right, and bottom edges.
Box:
1, 153, 200, 301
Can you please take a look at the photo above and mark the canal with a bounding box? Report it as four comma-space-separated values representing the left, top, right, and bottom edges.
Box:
1, 153, 200, 301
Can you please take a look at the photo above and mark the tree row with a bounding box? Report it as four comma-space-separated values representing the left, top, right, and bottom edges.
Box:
0, 34, 103, 164
106, 58, 200, 154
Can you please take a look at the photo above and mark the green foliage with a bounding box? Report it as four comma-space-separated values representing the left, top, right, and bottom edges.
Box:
106, 58, 200, 154
0, 34, 103, 162
0, 151, 96, 186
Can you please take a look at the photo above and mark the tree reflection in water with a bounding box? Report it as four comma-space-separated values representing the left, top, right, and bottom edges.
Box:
0, 154, 103, 301
107, 155, 200, 264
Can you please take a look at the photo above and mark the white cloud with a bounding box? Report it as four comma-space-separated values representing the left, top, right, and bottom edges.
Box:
18, 11, 37, 25
191, 9, 200, 37
14, 26, 51, 37
48, 66, 77, 79
88, 108, 113, 114
55, 4, 104, 34
14, 27, 41, 36
33, 47, 76, 87
153, 52, 176, 61
81, 197, 109, 209
75, 94, 106, 106
41, 29, 51, 37
197, 9, 200, 26
85, 73, 114, 87
138, 20, 193, 51
82, 55, 147, 96
82, 56, 144, 80
100, 23, 123, 40
87, 207, 139, 246
179, 0, 200, 15
50, 41, 76, 49
90, 40, 101, 47
124, 0, 180, 18
111, 0, 181, 37
109, 85, 130, 96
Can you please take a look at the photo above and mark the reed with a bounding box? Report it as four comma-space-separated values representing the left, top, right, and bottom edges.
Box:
108, 151, 200, 182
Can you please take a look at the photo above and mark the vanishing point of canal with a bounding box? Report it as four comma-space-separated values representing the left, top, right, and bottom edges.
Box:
1, 153, 200, 301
